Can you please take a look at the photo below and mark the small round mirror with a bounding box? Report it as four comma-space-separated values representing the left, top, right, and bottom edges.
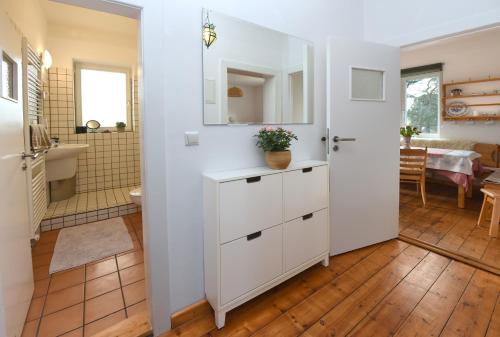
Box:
86, 120, 100, 132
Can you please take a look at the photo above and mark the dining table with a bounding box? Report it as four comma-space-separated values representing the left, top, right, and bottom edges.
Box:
424, 148, 482, 208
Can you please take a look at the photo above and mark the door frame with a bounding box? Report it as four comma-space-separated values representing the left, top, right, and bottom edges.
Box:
53, 0, 171, 334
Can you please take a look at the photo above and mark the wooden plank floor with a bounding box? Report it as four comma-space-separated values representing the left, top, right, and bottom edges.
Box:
161, 239, 500, 337
400, 182, 500, 271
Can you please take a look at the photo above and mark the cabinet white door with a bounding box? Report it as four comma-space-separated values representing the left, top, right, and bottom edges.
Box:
284, 209, 328, 271
220, 225, 283, 304
219, 174, 283, 243
283, 165, 328, 221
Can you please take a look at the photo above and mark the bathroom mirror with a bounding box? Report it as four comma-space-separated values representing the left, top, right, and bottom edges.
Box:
86, 119, 100, 132
202, 9, 314, 125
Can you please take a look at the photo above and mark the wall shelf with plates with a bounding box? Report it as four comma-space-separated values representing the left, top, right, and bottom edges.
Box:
442, 76, 500, 121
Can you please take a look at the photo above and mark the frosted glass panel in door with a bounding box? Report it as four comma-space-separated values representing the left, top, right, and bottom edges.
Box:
351, 67, 385, 101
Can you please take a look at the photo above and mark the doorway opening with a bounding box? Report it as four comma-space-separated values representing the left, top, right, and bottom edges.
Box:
398, 26, 500, 274
20, 1, 150, 336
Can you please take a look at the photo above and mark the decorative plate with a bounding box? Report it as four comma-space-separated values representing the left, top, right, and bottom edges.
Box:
447, 101, 468, 117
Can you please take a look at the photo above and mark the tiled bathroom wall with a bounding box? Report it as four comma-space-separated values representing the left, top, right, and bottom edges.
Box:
46, 67, 141, 193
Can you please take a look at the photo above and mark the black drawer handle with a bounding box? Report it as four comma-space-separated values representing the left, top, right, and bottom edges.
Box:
302, 167, 313, 173
247, 231, 262, 241
246, 176, 261, 183
302, 213, 313, 220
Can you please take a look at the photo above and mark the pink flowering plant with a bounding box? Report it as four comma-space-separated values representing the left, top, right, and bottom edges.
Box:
255, 127, 298, 152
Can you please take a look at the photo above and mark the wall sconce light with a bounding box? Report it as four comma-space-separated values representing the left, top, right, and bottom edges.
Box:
203, 11, 217, 48
42, 49, 53, 69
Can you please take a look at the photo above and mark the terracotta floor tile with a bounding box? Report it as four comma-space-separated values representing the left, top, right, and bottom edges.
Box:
26, 297, 45, 322
60, 327, 83, 337
38, 303, 83, 337
128, 231, 138, 242
131, 240, 142, 252
126, 300, 148, 318
136, 231, 143, 244
44, 284, 84, 315
119, 263, 144, 286
117, 251, 143, 270
85, 258, 117, 281
38, 229, 60, 245
49, 267, 85, 293
21, 319, 39, 337
32, 242, 55, 257
83, 310, 126, 337
84, 289, 124, 324
33, 265, 50, 281
32, 253, 53, 268
85, 272, 120, 300
132, 220, 142, 231
123, 279, 146, 307
33, 278, 50, 298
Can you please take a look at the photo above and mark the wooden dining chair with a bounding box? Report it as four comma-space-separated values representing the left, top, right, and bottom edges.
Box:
400, 148, 428, 206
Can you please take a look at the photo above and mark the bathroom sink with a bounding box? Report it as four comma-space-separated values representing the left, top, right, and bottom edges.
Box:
45, 144, 89, 182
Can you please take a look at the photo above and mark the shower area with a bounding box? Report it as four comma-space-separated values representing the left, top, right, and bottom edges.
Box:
40, 67, 141, 231
35, 3, 142, 232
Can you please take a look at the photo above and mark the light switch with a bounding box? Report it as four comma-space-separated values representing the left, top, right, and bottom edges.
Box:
184, 131, 199, 146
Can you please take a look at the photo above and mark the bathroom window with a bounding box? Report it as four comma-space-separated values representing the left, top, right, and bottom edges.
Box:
74, 62, 132, 130
1, 51, 18, 101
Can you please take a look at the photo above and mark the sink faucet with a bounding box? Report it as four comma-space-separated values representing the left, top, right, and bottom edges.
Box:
50, 137, 60, 147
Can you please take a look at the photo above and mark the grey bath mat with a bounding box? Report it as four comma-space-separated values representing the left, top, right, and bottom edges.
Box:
49, 217, 134, 274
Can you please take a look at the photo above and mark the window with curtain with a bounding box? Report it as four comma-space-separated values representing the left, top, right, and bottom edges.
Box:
401, 63, 442, 138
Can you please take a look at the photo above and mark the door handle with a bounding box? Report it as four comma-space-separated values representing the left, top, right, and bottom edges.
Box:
333, 136, 356, 143
22, 152, 40, 160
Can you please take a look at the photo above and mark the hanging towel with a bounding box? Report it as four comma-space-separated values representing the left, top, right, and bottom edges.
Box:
30, 123, 51, 150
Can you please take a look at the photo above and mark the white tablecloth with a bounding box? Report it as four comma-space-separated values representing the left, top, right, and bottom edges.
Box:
426, 149, 481, 176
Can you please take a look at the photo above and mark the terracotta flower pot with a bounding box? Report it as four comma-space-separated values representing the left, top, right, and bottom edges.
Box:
265, 150, 291, 169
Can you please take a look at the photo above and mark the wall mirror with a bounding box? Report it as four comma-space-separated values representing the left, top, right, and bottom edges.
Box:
202, 9, 314, 125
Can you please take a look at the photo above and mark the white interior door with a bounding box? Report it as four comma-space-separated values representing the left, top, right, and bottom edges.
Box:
327, 37, 400, 255
0, 12, 34, 337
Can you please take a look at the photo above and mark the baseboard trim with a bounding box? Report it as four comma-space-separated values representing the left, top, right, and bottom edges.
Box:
90, 313, 151, 337
398, 235, 500, 275
170, 299, 213, 329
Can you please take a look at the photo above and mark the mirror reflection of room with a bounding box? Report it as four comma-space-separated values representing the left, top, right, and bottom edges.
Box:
202, 9, 313, 125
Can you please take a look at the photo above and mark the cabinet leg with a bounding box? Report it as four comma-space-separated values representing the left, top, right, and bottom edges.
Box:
321, 255, 330, 267
215, 310, 226, 329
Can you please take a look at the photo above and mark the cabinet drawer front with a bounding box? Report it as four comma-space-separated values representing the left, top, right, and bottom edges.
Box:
219, 174, 283, 243
285, 208, 328, 272
220, 225, 283, 304
283, 165, 328, 222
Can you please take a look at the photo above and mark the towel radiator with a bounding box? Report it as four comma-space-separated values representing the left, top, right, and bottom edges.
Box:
22, 38, 47, 238
29, 157, 47, 238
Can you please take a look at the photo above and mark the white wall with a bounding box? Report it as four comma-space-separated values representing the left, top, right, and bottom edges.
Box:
0, 0, 47, 53
401, 28, 500, 144
364, 0, 500, 46
47, 24, 137, 69
162, 0, 364, 312
44, 1, 138, 70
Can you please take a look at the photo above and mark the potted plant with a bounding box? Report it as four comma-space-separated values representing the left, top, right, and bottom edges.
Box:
116, 121, 126, 132
255, 127, 298, 169
400, 125, 421, 149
